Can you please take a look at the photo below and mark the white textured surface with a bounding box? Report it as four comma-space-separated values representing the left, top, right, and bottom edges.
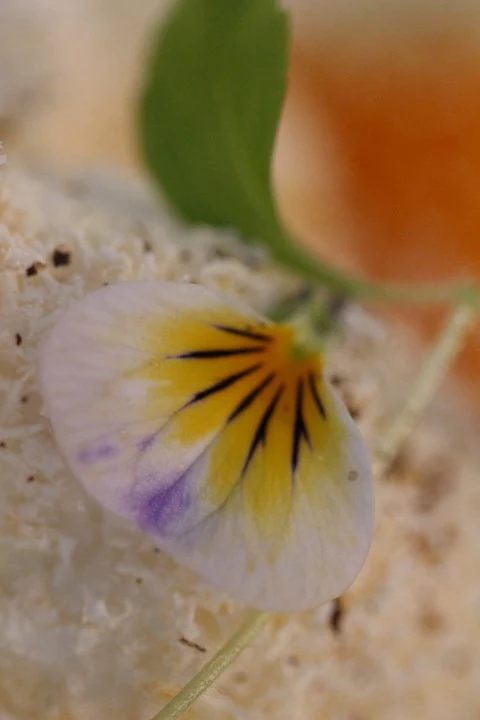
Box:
1, 164, 480, 720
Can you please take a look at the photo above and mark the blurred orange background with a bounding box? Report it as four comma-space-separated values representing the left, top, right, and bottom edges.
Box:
276, 1, 480, 397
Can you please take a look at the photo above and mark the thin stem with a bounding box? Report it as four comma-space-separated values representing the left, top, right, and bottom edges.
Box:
267, 287, 314, 323
271, 234, 480, 309
151, 611, 269, 720
375, 304, 476, 474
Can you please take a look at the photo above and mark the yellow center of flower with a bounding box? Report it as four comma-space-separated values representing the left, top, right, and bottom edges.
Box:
133, 313, 346, 540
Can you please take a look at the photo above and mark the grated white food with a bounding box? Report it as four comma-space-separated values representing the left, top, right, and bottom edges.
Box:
1, 162, 480, 720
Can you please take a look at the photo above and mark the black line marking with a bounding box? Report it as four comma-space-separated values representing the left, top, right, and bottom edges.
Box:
189, 363, 262, 405
211, 324, 273, 343
241, 385, 284, 477
228, 372, 275, 423
291, 378, 312, 475
172, 346, 265, 360
308, 372, 327, 420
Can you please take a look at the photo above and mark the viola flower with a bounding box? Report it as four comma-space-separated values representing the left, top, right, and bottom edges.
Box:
39, 281, 373, 611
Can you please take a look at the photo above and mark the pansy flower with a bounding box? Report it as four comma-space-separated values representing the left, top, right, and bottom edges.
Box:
39, 282, 373, 611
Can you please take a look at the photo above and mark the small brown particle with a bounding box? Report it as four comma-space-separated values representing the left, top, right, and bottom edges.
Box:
329, 597, 344, 634
347, 404, 362, 421
409, 532, 440, 566
415, 464, 454, 513
382, 448, 411, 483
26, 264, 38, 277
135, 577, 143, 585
419, 605, 445, 633
26, 262, 45, 277
0, 441, 6, 448
143, 239, 153, 253
337, 386, 364, 421
232, 671, 249, 683
410, 524, 458, 566
286, 655, 301, 667
26, 475, 35, 483
52, 248, 71, 267
15, 333, 22, 346
329, 374, 345, 387
179, 636, 207, 653
348, 470, 359, 482
21, 395, 28, 404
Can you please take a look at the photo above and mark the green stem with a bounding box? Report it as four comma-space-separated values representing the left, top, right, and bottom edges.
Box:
271, 234, 480, 308
375, 304, 476, 473
151, 611, 270, 720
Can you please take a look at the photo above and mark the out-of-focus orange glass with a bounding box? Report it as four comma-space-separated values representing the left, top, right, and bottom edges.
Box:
275, 1, 480, 398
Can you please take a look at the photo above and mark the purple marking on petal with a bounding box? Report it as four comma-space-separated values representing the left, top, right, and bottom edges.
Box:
138, 433, 157, 453
138, 477, 191, 536
77, 443, 118, 465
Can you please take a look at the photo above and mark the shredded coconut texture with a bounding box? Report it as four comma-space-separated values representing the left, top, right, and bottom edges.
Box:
1, 163, 479, 720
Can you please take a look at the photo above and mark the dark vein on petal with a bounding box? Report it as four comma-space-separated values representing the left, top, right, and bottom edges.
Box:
189, 363, 263, 405
211, 324, 273, 343
292, 378, 312, 476
172, 347, 265, 359
241, 384, 284, 477
308, 372, 327, 420
227, 372, 275, 423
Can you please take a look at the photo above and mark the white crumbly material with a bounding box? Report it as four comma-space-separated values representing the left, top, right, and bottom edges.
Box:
1, 163, 480, 720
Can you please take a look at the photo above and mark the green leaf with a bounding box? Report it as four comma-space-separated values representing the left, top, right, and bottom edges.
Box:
140, 0, 465, 309
140, 0, 289, 245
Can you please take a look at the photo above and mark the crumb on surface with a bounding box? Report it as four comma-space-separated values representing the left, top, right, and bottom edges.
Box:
179, 636, 207, 654
329, 597, 344, 635
25, 263, 39, 276
51, 248, 71, 267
